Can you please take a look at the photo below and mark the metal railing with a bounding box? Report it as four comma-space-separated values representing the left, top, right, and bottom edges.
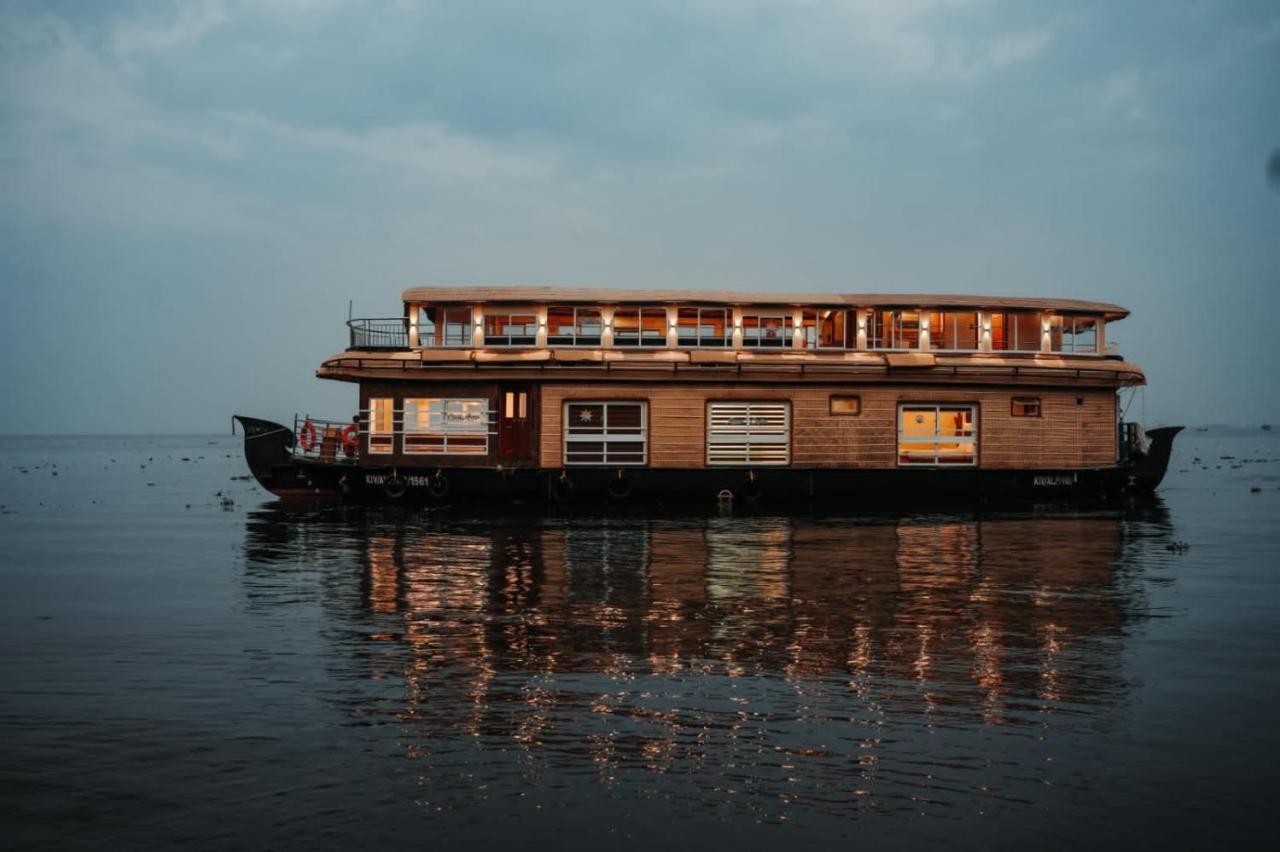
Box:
348, 317, 409, 350
292, 415, 362, 463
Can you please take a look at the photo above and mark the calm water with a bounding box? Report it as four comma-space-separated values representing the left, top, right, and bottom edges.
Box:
2, 431, 1278, 849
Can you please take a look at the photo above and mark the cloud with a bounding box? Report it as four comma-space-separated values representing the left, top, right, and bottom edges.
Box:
110, 0, 227, 67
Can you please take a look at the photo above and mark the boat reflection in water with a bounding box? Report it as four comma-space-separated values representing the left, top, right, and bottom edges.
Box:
242, 504, 1173, 823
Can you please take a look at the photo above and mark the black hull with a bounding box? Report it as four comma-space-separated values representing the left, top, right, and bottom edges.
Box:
234, 415, 1182, 507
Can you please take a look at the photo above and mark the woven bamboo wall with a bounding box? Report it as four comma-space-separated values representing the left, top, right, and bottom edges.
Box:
539, 383, 1116, 470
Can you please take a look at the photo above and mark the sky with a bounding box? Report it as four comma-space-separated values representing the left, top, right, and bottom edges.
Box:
1, 0, 1277, 433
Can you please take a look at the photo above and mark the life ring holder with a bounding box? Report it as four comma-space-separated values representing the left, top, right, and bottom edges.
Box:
607, 468, 633, 501
298, 419, 318, 453
340, 424, 359, 457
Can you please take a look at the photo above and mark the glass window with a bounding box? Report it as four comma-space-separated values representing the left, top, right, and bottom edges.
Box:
564, 401, 646, 465
707, 402, 790, 465
830, 395, 860, 415
1049, 315, 1099, 354
898, 404, 977, 466
870, 310, 920, 349
990, 312, 1008, 351
368, 398, 395, 454
1012, 312, 1042, 352
798, 310, 819, 349
742, 312, 794, 348
483, 312, 538, 346
612, 307, 668, 347
676, 307, 730, 347
547, 307, 603, 346
928, 311, 979, 351
434, 307, 472, 347
402, 398, 490, 455
1011, 397, 1041, 417
817, 309, 849, 349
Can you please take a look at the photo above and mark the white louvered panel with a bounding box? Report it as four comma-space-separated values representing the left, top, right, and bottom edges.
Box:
707, 402, 790, 466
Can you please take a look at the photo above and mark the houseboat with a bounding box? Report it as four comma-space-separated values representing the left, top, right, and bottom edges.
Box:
234, 287, 1180, 504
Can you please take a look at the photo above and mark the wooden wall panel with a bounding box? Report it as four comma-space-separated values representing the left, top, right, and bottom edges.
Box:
539, 383, 1117, 470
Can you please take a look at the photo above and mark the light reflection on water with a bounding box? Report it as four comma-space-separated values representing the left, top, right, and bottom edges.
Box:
6, 432, 1279, 850
241, 505, 1168, 824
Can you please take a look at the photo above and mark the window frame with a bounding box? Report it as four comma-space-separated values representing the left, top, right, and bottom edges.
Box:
402, 397, 492, 455
547, 306, 604, 347
741, 312, 795, 349
1010, 397, 1042, 418
562, 400, 648, 466
482, 311, 539, 347
675, 306, 732, 348
896, 403, 978, 468
706, 401, 791, 466
367, 397, 395, 454
829, 395, 861, 416
611, 306, 669, 348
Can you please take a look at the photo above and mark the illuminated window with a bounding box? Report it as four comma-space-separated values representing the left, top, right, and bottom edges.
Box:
483, 311, 538, 346
676, 307, 731, 347
367, 398, 395, 454
612, 307, 668, 347
927, 311, 979, 351
869, 310, 920, 349
898, 404, 977, 466
564, 401, 646, 465
403, 398, 490, 454
1011, 397, 1041, 417
741, 312, 794, 348
547, 307, 603, 346
707, 402, 790, 465
830, 395, 861, 415
817, 309, 849, 349
989, 312, 1043, 352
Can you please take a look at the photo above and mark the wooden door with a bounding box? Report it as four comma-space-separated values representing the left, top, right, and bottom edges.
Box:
498, 387, 535, 462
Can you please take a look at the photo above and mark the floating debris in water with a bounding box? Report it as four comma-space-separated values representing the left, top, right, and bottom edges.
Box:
1165, 541, 1191, 553
1251, 486, 1262, 493
219, 496, 235, 510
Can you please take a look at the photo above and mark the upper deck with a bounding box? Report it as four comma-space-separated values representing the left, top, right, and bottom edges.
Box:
321, 288, 1143, 387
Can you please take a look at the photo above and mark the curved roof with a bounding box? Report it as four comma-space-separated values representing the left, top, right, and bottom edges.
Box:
400, 286, 1130, 320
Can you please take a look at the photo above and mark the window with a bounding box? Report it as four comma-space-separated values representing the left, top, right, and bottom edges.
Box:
1048, 315, 1099, 354
367, 398, 394, 454
417, 307, 472, 347
898, 404, 977, 466
563, 401, 646, 465
991, 312, 1043, 352
612, 307, 668, 347
483, 312, 538, 346
403, 398, 490, 454
676, 307, 730, 347
927, 311, 979, 351
830, 395, 861, 415
798, 310, 819, 349
1011, 397, 1041, 417
547, 307, 603, 346
869, 310, 920, 349
817, 309, 849, 349
742, 312, 794, 348
707, 402, 790, 465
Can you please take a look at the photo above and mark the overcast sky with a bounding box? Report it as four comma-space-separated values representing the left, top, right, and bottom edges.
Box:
1, 0, 1277, 433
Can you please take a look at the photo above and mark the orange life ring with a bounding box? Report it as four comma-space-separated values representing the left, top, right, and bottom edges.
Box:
340, 424, 359, 456
298, 419, 317, 452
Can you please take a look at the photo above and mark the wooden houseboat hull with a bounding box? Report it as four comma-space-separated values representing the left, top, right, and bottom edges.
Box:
234, 415, 1180, 506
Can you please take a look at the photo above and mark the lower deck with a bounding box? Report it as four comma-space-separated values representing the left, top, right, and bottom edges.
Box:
326, 381, 1121, 473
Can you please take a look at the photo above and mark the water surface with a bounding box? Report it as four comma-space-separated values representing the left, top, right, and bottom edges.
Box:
2, 432, 1278, 849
